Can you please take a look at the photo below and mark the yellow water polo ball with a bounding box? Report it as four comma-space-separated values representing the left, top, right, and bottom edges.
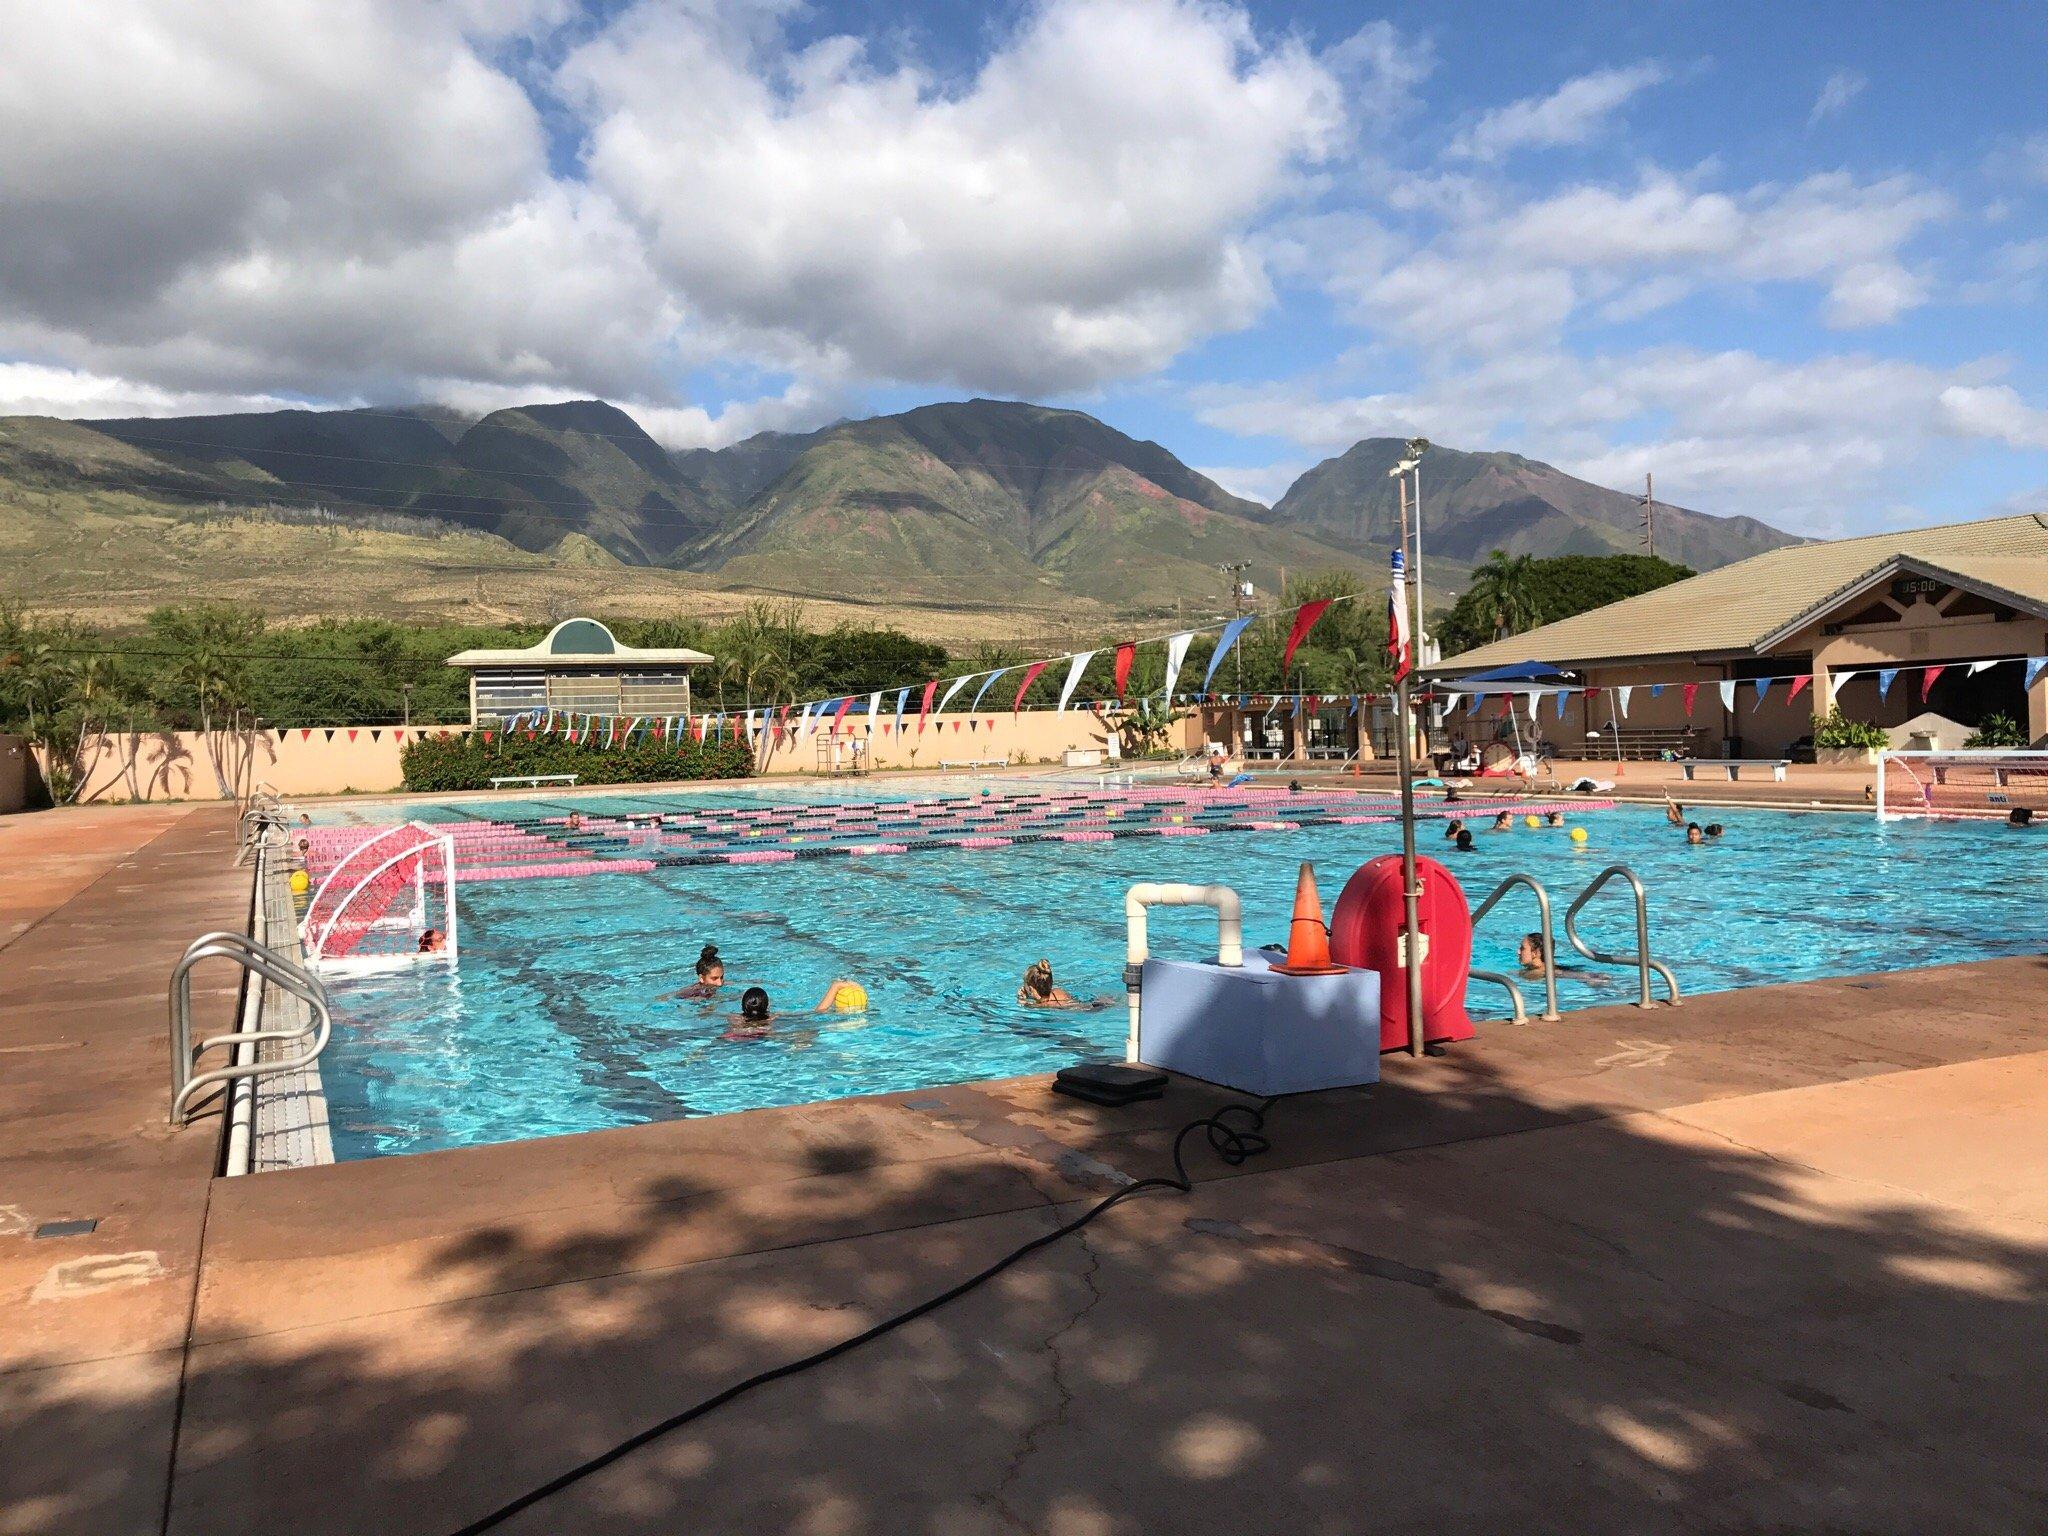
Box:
829, 982, 868, 1013
1524, 814, 1542, 828
288, 869, 311, 894
1570, 826, 1589, 843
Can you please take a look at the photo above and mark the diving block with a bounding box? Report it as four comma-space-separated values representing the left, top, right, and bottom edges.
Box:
1135, 949, 1381, 1096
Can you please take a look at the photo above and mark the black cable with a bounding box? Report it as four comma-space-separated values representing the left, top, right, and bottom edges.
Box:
444, 1098, 1275, 1536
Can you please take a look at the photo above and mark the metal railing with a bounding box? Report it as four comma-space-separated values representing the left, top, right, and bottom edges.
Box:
169, 930, 332, 1124
1561, 864, 1681, 1008
1468, 872, 1561, 1025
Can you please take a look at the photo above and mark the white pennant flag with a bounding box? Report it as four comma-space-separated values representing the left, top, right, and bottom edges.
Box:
1825, 669, 1858, 711
867, 691, 881, 729
936, 675, 972, 717
1717, 680, 1736, 713
1968, 660, 1998, 676
1613, 685, 1632, 718
1161, 632, 1193, 702
1057, 651, 1096, 712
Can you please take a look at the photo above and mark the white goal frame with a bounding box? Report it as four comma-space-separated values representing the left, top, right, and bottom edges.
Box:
1875, 748, 2048, 823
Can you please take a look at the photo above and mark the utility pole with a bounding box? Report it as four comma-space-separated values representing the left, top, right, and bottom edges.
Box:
1219, 562, 1251, 694
1639, 472, 1656, 557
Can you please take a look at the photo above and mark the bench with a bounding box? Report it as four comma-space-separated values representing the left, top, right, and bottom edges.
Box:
489, 772, 580, 789
1677, 759, 1789, 782
1587, 725, 1700, 761
938, 758, 1008, 770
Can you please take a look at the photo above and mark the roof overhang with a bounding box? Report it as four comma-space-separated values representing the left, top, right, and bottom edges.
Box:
1751, 553, 2048, 654
445, 649, 711, 669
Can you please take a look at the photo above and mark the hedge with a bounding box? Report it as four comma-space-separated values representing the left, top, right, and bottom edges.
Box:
400, 731, 753, 792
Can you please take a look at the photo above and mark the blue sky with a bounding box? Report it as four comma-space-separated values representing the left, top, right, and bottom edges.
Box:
4, 0, 2046, 536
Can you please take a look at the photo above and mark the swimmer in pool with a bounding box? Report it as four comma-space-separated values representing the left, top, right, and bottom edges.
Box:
1443, 818, 1466, 840
565, 811, 584, 832
1704, 823, 1725, 839
417, 927, 446, 954
1666, 796, 1685, 826
1491, 810, 1514, 832
1454, 829, 1476, 852
660, 944, 725, 1002
1019, 959, 1085, 1009
1517, 931, 1547, 974
1686, 821, 1706, 845
2008, 807, 2034, 828
725, 981, 863, 1037
1545, 810, 1565, 827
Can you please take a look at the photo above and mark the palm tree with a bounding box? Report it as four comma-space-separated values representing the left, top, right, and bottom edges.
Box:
716, 601, 794, 713
1466, 549, 1542, 640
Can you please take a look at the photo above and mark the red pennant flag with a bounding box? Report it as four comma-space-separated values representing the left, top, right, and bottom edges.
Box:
481, 730, 495, 743
1113, 643, 1136, 699
917, 679, 938, 735
881, 722, 892, 736
952, 719, 962, 732
692, 715, 707, 742
833, 696, 856, 733
1789, 674, 1812, 703
1921, 665, 1945, 701
1280, 600, 1332, 675
393, 729, 405, 742
1681, 683, 1698, 718
299, 728, 313, 743
1012, 661, 1048, 714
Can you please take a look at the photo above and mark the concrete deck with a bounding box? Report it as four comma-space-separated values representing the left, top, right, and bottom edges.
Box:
4, 803, 2048, 1535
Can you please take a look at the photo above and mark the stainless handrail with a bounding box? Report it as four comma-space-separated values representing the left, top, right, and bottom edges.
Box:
1467, 966, 1528, 1025
1562, 864, 1681, 1008
169, 931, 332, 1123
1470, 872, 1560, 1022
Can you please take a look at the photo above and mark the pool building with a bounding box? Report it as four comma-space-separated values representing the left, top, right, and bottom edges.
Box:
1434, 510, 2048, 758
446, 616, 710, 727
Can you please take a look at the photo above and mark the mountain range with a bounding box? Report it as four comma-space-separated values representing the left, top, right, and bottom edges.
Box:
1, 396, 1798, 614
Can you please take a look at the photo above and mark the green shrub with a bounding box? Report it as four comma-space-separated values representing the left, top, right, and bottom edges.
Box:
1964, 712, 2028, 749
1811, 706, 1890, 750
400, 730, 752, 792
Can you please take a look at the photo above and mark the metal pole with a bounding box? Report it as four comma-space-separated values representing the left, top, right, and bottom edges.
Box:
1395, 671, 1424, 1056
1410, 465, 1426, 662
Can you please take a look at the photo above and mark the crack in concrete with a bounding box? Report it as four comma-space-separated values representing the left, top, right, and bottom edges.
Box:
1185, 1216, 1583, 1347
978, 1226, 1106, 1533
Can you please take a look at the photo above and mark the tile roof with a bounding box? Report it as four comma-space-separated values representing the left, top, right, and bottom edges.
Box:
1436, 512, 2048, 671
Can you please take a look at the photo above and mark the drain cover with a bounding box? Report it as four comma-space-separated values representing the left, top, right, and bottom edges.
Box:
33, 1218, 99, 1239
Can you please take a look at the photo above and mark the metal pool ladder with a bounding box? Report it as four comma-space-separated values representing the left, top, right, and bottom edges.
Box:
1468, 872, 1561, 1025
1562, 864, 1681, 1009
169, 931, 332, 1124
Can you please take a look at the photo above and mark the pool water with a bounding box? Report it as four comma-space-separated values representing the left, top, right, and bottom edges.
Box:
316, 790, 2043, 1160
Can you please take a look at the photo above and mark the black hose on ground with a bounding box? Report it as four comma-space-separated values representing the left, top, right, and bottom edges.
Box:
445, 1098, 1277, 1536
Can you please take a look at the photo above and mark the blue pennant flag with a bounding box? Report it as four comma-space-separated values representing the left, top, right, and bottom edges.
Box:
892, 688, 908, 734
970, 670, 1006, 711
2028, 657, 2048, 691
1201, 615, 1255, 693
1649, 684, 1665, 697
1553, 687, 1570, 718
1877, 668, 1899, 700
1752, 677, 1770, 706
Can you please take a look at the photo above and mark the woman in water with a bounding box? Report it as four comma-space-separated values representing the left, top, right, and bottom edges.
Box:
1491, 810, 1514, 832
1454, 829, 1476, 852
1517, 931, 1547, 974
660, 945, 725, 1002
1443, 818, 1466, 841
725, 980, 867, 1035
1018, 960, 1087, 1009
1665, 796, 1685, 826
1685, 821, 1706, 845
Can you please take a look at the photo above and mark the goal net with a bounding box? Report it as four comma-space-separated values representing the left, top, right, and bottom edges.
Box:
1877, 750, 2048, 822
302, 823, 459, 973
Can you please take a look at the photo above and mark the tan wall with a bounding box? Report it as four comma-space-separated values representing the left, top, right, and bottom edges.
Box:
38, 707, 1196, 804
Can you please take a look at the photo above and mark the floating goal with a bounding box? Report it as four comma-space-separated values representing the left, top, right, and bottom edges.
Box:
301, 821, 458, 974
1876, 749, 2048, 823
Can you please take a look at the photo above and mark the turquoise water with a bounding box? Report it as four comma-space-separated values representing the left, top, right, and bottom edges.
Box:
317, 789, 2044, 1159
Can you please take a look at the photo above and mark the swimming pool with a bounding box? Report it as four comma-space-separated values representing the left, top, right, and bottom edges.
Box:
308, 786, 2043, 1160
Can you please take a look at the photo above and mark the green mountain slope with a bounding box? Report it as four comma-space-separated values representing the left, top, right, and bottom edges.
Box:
1266, 439, 1795, 571
692, 399, 1343, 604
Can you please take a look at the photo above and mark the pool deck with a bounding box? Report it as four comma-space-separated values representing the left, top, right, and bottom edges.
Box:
6, 801, 2048, 1534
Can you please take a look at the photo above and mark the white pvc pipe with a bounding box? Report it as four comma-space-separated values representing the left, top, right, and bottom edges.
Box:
1123, 882, 1244, 1062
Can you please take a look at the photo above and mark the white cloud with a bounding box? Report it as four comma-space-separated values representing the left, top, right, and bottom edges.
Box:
1192, 346, 2047, 535
1192, 459, 1313, 505
0, 363, 308, 420
1448, 63, 1667, 161
559, 0, 1353, 393
1808, 69, 1867, 126
1939, 385, 2048, 451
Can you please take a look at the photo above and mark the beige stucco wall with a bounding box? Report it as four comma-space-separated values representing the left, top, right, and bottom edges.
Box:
37, 707, 1199, 804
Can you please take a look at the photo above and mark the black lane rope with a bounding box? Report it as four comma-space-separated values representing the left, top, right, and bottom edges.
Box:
444, 1098, 1276, 1536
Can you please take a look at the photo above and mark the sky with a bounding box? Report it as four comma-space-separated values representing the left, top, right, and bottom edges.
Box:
3, 0, 2046, 537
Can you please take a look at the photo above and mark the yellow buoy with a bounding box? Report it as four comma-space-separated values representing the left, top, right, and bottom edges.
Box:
1570, 826, 1589, 843
288, 869, 311, 894
1524, 814, 1542, 829
829, 982, 868, 1013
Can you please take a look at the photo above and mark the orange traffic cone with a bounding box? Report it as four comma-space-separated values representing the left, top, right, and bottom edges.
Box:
1270, 861, 1349, 976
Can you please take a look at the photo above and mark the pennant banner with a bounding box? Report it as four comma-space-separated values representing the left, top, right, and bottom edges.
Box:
916, 679, 938, 735
1202, 616, 1255, 693
971, 670, 1005, 711
1877, 668, 1899, 701
1921, 665, 1945, 701
1161, 632, 1193, 704
1717, 680, 1736, 713
1113, 643, 1136, 700
1279, 600, 1331, 676
1012, 661, 1048, 714
1057, 650, 1096, 713
936, 675, 971, 716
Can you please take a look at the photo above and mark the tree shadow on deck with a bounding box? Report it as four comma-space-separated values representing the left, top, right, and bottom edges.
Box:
7, 1054, 2048, 1536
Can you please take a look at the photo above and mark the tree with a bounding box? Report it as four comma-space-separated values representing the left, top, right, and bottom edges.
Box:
1437, 552, 1694, 656
715, 601, 794, 712
1466, 550, 1541, 641
146, 604, 265, 795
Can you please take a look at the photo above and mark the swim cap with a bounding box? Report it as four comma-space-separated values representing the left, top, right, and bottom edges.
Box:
830, 982, 868, 1013
1524, 814, 1542, 828
1570, 827, 1589, 843
288, 869, 311, 894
